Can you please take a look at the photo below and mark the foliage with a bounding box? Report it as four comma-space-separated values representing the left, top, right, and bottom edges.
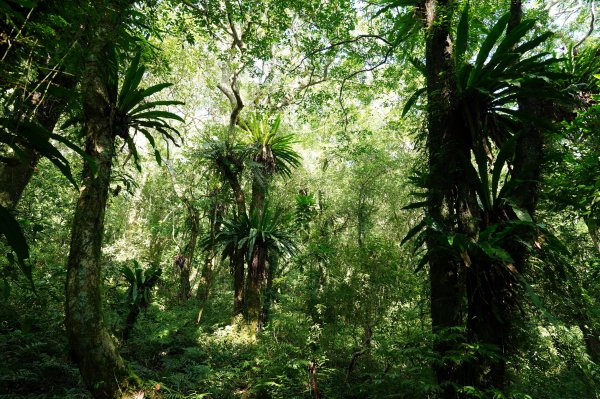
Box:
1, 1, 599, 398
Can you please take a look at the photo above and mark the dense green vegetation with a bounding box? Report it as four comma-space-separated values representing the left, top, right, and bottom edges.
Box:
0, 0, 598, 398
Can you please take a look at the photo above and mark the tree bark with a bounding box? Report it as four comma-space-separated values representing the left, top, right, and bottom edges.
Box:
0, 76, 73, 209
178, 202, 199, 302
223, 172, 247, 315
197, 201, 221, 323
421, 0, 468, 395
65, 2, 137, 398
246, 241, 267, 332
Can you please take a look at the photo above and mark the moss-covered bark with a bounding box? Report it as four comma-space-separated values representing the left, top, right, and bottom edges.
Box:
65, 1, 138, 398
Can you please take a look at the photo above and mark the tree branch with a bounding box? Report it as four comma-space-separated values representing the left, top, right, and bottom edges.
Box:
574, 1, 595, 51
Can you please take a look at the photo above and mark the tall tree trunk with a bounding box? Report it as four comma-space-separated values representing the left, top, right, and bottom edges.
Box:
65, 2, 137, 398
197, 201, 221, 323
246, 241, 267, 332
463, 0, 546, 391
259, 258, 273, 329
178, 202, 199, 302
421, 0, 467, 396
224, 172, 247, 315
246, 168, 270, 330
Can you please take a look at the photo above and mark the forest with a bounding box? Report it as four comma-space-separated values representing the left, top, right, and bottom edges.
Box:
0, 0, 599, 398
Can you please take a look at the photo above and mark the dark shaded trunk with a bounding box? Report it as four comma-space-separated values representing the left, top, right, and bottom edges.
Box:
246, 162, 270, 330
247, 241, 267, 331
0, 77, 73, 209
462, 1, 545, 391
224, 171, 247, 315
465, 260, 513, 390
259, 259, 273, 329
0, 147, 41, 209
197, 201, 221, 323
65, 3, 137, 398
122, 306, 140, 342
233, 248, 246, 315
421, 0, 467, 396
579, 321, 600, 364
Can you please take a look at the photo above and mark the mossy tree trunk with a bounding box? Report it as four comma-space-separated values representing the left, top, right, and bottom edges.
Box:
421, 0, 468, 396
224, 173, 247, 315
246, 170, 269, 329
65, 1, 137, 398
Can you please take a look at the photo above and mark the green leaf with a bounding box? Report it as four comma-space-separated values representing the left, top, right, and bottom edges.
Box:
490, 19, 536, 65
469, 13, 510, 87
402, 87, 426, 117
133, 110, 184, 123
478, 241, 513, 263
401, 219, 426, 246
129, 100, 185, 115
491, 133, 518, 203
510, 205, 532, 222
118, 52, 144, 108
0, 205, 29, 262
121, 83, 174, 113
402, 200, 428, 210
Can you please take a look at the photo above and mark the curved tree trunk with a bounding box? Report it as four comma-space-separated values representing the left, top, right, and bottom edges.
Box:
65, 2, 137, 398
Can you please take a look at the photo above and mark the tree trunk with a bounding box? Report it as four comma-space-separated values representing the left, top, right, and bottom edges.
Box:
421, 0, 467, 395
233, 248, 246, 315
178, 202, 199, 302
247, 241, 267, 332
65, 59, 134, 399
0, 78, 73, 209
65, 3, 137, 398
259, 258, 273, 329
197, 201, 221, 323
0, 147, 41, 209
579, 321, 600, 364
224, 171, 247, 315
122, 305, 140, 342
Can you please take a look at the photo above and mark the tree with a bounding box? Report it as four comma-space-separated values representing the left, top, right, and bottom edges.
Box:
64, 2, 182, 396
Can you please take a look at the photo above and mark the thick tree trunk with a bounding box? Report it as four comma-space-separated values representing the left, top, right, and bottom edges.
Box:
246, 241, 267, 332
122, 306, 140, 342
465, 260, 512, 389
197, 201, 221, 323
259, 259, 273, 329
224, 172, 247, 315
246, 169, 270, 331
65, 64, 134, 399
421, 0, 467, 396
462, 1, 545, 391
65, 2, 137, 398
